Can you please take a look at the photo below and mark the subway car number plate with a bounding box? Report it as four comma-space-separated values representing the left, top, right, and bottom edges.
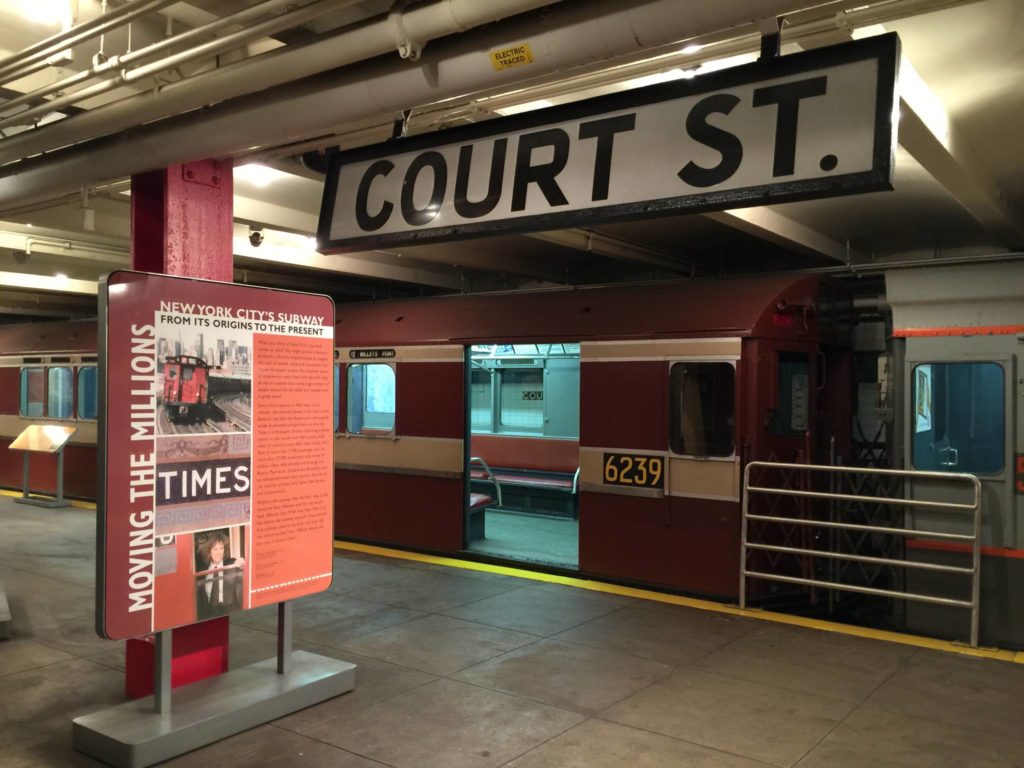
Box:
603, 453, 664, 490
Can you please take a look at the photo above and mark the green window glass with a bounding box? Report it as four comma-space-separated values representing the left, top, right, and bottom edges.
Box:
20, 367, 44, 417
912, 362, 1003, 474
347, 363, 395, 433
77, 367, 98, 420
48, 367, 74, 419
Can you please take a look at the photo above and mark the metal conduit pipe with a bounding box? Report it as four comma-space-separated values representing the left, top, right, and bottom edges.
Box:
0, 0, 833, 209
0, 0, 180, 86
0, 0, 323, 117
0, 0, 558, 165
0, 0, 362, 128
0, 54, 74, 94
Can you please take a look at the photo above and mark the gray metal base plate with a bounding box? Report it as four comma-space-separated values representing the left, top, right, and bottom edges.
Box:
73, 651, 355, 768
14, 495, 69, 508
0, 583, 9, 640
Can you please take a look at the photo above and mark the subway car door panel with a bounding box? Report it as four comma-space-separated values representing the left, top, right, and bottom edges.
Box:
334, 345, 466, 551
903, 341, 1019, 645
578, 343, 672, 588
579, 339, 740, 596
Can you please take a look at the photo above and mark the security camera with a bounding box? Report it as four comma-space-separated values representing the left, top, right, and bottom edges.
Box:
248, 226, 264, 247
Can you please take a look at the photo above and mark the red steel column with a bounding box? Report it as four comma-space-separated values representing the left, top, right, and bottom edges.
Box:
124, 158, 234, 697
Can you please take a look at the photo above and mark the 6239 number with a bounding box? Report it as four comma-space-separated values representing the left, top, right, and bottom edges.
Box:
603, 453, 664, 490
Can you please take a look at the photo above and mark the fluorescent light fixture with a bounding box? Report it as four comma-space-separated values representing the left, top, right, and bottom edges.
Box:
623, 69, 687, 89
681, 43, 704, 55
696, 53, 758, 75
851, 24, 887, 40
16, 0, 70, 27
234, 163, 290, 188
495, 99, 554, 116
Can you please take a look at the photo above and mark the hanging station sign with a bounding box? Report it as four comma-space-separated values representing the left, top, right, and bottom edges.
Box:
318, 34, 899, 251
97, 271, 335, 640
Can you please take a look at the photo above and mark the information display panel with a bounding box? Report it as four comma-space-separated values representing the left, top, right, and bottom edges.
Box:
98, 271, 335, 640
9, 424, 76, 453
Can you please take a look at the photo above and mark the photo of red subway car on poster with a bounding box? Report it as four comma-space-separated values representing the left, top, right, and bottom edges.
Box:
157, 325, 251, 434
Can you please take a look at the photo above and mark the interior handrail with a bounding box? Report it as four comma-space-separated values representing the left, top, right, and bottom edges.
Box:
469, 455, 503, 507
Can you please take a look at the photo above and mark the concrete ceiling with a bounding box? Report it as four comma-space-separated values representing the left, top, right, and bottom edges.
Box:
0, 0, 1020, 323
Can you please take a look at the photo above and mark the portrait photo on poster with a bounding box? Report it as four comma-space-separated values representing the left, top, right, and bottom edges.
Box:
193, 526, 247, 620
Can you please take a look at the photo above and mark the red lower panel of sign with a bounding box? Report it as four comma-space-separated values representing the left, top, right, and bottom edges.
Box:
124, 617, 229, 699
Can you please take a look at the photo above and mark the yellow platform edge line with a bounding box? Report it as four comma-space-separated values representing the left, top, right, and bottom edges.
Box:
334, 540, 1024, 664
0, 487, 96, 510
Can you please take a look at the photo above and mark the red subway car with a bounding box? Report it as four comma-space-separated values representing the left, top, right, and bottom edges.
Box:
0, 319, 98, 498
333, 274, 852, 599
162, 354, 210, 421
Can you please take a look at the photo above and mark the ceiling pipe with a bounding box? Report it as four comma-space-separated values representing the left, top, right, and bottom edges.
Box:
0, 52, 74, 93
0, 0, 363, 128
0, 0, 180, 87
0, 0, 837, 210
428, 0, 983, 127
0, 0, 560, 166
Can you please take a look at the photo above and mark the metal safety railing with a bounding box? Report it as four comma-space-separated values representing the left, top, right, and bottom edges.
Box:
740, 461, 982, 647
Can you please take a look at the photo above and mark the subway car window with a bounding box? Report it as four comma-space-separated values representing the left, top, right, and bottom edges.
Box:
470, 368, 493, 431
769, 352, 810, 434
346, 363, 395, 433
499, 369, 544, 431
48, 366, 74, 419
912, 362, 1004, 474
669, 362, 735, 457
78, 366, 98, 420
19, 367, 45, 417
333, 364, 341, 433
469, 344, 579, 438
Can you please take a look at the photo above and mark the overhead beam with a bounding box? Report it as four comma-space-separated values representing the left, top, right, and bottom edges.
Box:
0, 287, 96, 318
897, 100, 1024, 247
793, 27, 1024, 248
233, 238, 464, 290
396, 242, 566, 284
0, 271, 98, 294
704, 208, 863, 263
233, 193, 319, 234
527, 228, 703, 275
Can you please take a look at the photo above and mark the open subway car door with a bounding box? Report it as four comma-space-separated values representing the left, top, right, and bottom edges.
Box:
334, 344, 466, 551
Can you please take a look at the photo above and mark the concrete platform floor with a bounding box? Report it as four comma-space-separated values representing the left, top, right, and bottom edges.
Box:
2, 495, 1024, 767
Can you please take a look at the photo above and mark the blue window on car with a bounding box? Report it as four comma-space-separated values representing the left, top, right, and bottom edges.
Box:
347, 363, 395, 433
20, 367, 45, 417
48, 367, 74, 419
78, 367, 98, 420
912, 362, 1004, 474
334, 364, 341, 433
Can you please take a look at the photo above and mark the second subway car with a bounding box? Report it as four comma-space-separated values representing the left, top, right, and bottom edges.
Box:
332, 274, 852, 599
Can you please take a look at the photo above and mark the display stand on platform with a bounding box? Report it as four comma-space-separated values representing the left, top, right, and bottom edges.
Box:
73, 601, 355, 768
0, 583, 9, 640
8, 424, 77, 508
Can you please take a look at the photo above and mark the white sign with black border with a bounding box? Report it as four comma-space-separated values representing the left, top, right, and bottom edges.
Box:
318, 34, 899, 252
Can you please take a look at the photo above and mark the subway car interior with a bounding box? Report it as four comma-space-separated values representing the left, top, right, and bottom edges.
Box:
0, 0, 1023, 765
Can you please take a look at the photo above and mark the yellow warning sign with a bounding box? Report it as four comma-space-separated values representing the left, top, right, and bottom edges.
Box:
490, 42, 534, 72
